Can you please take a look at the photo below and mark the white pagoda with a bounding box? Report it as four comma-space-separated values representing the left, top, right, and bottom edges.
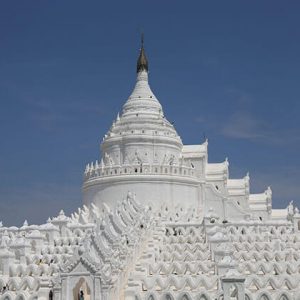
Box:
0, 39, 299, 300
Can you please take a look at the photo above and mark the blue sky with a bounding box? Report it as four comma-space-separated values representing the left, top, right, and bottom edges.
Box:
0, 1, 300, 226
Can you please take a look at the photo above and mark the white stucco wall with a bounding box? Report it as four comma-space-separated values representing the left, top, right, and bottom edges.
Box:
83, 174, 201, 212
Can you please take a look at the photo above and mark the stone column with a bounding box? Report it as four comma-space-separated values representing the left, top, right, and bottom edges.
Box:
53, 282, 62, 300
100, 285, 111, 300
94, 275, 102, 300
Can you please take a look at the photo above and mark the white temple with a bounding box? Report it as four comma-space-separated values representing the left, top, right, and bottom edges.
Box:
1, 39, 300, 300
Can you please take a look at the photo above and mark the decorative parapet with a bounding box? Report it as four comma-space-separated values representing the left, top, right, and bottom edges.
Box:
83, 163, 197, 182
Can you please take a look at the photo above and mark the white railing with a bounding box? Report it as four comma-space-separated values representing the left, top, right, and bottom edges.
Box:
84, 163, 196, 181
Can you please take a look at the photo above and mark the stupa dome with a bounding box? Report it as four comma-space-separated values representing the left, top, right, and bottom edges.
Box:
101, 41, 182, 166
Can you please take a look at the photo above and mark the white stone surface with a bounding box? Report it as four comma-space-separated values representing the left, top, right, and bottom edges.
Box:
0, 44, 299, 300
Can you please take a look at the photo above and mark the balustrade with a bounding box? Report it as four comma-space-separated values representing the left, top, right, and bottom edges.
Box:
84, 163, 196, 181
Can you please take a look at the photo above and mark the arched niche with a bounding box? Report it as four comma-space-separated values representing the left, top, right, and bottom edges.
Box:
178, 293, 192, 300
197, 293, 210, 300
162, 293, 174, 300
277, 294, 290, 300
1, 294, 13, 300
258, 294, 271, 300
146, 294, 156, 300
72, 277, 91, 300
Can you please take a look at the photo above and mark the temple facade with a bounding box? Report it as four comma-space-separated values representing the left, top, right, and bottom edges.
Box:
0, 41, 300, 300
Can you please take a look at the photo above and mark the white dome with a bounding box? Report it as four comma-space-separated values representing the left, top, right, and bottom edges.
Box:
101, 54, 182, 166
82, 45, 198, 212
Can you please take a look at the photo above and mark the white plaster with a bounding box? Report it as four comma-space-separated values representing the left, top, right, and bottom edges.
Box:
0, 47, 298, 300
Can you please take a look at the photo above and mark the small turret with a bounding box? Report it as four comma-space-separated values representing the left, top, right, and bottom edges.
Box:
0, 232, 14, 275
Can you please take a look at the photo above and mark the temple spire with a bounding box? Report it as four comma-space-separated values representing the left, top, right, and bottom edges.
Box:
136, 33, 148, 73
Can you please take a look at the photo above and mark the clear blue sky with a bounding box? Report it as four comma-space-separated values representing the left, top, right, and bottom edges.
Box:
0, 1, 300, 226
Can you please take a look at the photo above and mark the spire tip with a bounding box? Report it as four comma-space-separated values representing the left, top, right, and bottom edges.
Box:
141, 32, 144, 48
137, 33, 148, 73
